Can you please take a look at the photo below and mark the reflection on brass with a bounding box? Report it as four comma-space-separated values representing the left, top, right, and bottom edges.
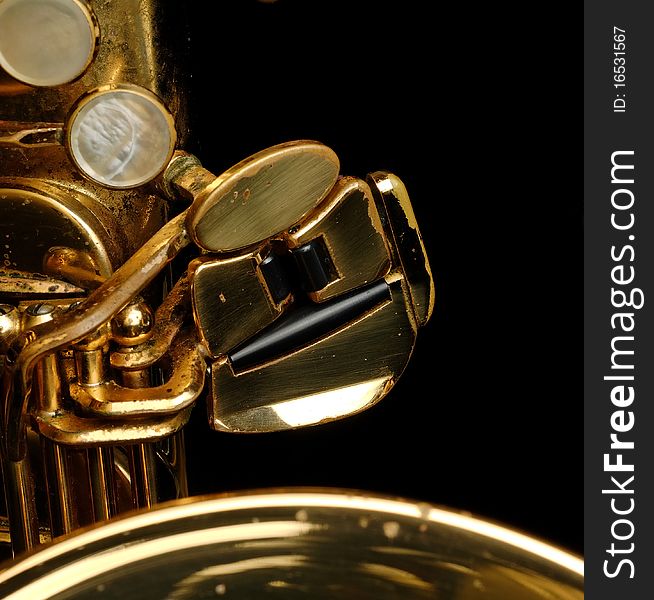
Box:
41, 440, 77, 537
0, 518, 50, 546
35, 407, 193, 447
190, 251, 291, 359
0, 0, 197, 560
368, 172, 434, 327
2, 213, 189, 461
43, 247, 105, 291
0, 1, 576, 585
203, 170, 433, 435
110, 273, 191, 371
73, 318, 110, 387
0, 0, 583, 590
183, 141, 340, 253
111, 298, 154, 347
73, 348, 105, 387
0, 457, 39, 554
128, 444, 158, 510
454, 564, 582, 600
286, 176, 391, 302
0, 123, 62, 148
210, 277, 415, 432
87, 447, 118, 521
3, 140, 342, 460
0, 490, 583, 599
70, 336, 205, 418
0, 305, 20, 353
0, 184, 115, 280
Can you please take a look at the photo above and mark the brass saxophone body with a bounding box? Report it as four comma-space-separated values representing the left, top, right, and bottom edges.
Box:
0, 0, 192, 554
0, 0, 434, 558
0, 2, 582, 599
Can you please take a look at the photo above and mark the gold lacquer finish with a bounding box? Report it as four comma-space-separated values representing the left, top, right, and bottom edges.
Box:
286, 176, 392, 302
0, 2, 581, 593
201, 171, 433, 435
0, 305, 20, 353
0, 490, 583, 600
0, 0, 193, 557
109, 273, 191, 371
190, 251, 291, 359
185, 141, 340, 253
210, 276, 415, 432
0, 185, 115, 279
111, 299, 154, 348
70, 335, 205, 418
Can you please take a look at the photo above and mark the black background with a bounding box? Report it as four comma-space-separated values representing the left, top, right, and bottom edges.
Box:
183, 1, 581, 555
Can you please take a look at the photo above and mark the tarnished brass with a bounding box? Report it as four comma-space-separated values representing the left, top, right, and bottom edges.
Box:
25, 305, 62, 415
190, 250, 292, 359
70, 335, 205, 418
0, 0, 194, 561
210, 276, 415, 432
0, 490, 583, 600
286, 176, 392, 302
0, 271, 84, 299
110, 273, 191, 371
35, 407, 193, 447
0, 2, 583, 591
0, 185, 115, 280
3, 141, 341, 459
2, 212, 189, 460
43, 247, 105, 291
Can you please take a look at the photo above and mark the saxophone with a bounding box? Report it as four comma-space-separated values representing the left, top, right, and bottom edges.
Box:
0, 1, 582, 598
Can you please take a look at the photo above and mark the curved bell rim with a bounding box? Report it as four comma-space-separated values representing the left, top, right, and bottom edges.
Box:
0, 488, 583, 600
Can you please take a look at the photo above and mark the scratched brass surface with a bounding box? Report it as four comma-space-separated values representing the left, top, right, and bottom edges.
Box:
186, 141, 340, 253
210, 276, 415, 433
110, 273, 191, 371
190, 251, 290, 359
287, 176, 391, 302
0, 185, 115, 278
